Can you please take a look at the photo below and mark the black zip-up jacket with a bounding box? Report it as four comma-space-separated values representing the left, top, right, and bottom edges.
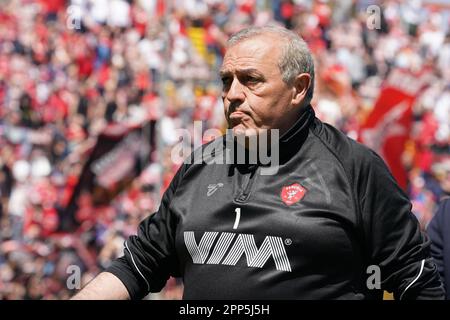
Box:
427, 197, 450, 299
107, 105, 445, 300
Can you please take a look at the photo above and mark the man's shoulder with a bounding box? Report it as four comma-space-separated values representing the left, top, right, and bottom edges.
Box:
437, 197, 450, 216
310, 118, 378, 168
176, 135, 227, 174
164, 136, 227, 197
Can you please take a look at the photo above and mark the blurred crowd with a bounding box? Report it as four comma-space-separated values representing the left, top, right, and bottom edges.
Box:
0, 0, 449, 299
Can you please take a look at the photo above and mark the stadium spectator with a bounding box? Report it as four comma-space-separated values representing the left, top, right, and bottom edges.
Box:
428, 197, 450, 299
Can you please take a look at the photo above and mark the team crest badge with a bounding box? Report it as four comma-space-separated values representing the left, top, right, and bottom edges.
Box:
281, 183, 306, 205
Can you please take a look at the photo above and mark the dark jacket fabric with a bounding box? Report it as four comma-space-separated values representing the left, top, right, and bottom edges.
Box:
107, 105, 444, 300
427, 197, 450, 299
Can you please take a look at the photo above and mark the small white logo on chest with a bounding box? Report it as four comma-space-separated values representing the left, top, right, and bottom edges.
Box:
207, 183, 224, 196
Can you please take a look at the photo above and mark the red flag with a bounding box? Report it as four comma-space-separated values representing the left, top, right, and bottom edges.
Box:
359, 68, 433, 190
60, 121, 155, 231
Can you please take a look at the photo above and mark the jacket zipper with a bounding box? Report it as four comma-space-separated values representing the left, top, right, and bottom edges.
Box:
235, 166, 259, 203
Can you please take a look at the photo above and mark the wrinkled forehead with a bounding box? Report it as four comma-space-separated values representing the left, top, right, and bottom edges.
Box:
221, 35, 283, 74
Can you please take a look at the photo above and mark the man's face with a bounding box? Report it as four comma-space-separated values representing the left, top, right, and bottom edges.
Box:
220, 35, 299, 137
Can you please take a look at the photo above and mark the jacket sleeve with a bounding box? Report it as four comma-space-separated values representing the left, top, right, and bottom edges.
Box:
426, 198, 450, 299
356, 149, 445, 300
106, 164, 187, 299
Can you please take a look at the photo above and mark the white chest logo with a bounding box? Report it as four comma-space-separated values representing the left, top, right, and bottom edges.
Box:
207, 183, 224, 196
184, 231, 292, 272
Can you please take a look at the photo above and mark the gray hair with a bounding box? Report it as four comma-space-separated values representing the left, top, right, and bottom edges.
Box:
227, 25, 315, 107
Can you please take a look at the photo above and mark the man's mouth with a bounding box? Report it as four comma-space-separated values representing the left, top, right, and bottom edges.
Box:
229, 111, 249, 127
229, 111, 248, 119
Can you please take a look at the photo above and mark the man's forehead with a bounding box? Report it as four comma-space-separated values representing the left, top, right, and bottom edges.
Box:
225, 35, 282, 57
221, 36, 282, 73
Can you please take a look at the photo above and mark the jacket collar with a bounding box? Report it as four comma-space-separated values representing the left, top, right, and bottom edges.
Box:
280, 104, 315, 143
278, 104, 315, 163
223, 104, 315, 169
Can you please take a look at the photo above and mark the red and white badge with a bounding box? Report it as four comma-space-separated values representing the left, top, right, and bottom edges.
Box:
281, 183, 307, 205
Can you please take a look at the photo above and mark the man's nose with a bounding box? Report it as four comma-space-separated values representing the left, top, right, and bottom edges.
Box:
226, 78, 245, 103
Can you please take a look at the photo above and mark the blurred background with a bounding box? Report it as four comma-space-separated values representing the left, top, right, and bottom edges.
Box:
0, 0, 449, 299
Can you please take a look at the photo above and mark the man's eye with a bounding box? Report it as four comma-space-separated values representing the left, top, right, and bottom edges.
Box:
221, 77, 231, 87
244, 76, 260, 84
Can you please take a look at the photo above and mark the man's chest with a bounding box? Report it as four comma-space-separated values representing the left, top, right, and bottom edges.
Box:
171, 160, 360, 274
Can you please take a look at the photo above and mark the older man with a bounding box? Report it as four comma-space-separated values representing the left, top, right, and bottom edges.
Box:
72, 26, 444, 300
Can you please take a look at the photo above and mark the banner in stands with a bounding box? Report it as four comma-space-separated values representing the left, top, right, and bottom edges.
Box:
60, 121, 155, 231
359, 67, 433, 190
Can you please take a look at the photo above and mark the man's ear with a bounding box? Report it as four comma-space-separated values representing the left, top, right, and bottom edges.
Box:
291, 73, 311, 106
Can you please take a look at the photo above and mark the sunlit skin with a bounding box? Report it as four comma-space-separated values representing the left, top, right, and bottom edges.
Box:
220, 34, 311, 138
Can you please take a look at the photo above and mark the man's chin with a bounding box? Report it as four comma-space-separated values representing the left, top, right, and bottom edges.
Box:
231, 126, 258, 137
229, 127, 272, 151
